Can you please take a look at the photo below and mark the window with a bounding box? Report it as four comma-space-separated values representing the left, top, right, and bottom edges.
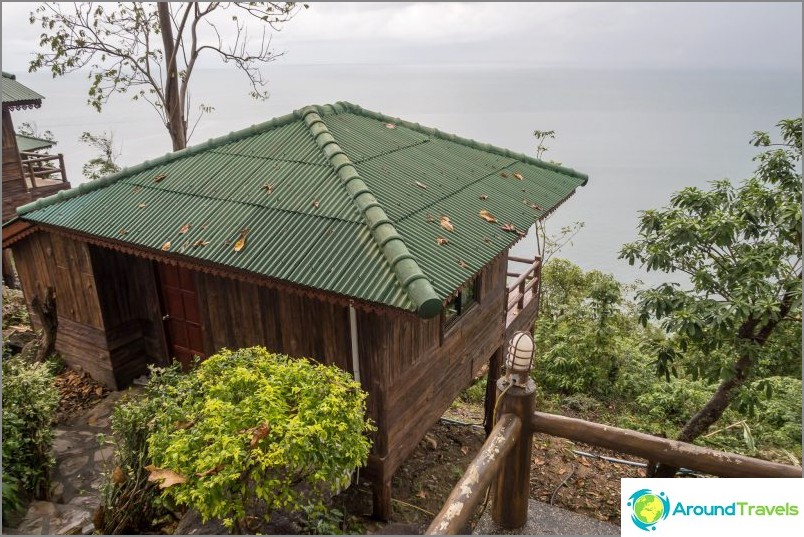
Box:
444, 276, 480, 328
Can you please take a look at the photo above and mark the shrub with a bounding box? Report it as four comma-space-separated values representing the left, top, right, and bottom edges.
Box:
1, 357, 59, 500
96, 365, 183, 534
147, 347, 375, 531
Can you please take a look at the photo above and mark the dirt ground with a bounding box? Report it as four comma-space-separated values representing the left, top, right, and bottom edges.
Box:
337, 400, 646, 534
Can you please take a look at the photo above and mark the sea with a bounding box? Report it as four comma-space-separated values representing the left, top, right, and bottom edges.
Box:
9, 65, 802, 288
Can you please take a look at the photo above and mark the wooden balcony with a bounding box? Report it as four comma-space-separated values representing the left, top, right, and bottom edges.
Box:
504, 255, 542, 336
20, 151, 69, 191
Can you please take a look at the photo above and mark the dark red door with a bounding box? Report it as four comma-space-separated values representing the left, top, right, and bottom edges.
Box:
156, 263, 205, 368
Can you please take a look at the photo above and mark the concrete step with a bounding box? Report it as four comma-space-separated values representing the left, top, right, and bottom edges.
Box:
474, 499, 619, 535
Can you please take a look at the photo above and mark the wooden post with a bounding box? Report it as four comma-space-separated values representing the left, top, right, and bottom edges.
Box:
372, 478, 392, 521
483, 346, 503, 437
491, 377, 535, 530
2, 249, 17, 289
58, 154, 67, 182
517, 279, 526, 309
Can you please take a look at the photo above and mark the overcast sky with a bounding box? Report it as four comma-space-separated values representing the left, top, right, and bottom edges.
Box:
2, 2, 802, 72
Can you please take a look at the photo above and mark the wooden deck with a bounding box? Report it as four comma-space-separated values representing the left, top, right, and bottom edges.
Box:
504, 255, 542, 337
20, 151, 68, 189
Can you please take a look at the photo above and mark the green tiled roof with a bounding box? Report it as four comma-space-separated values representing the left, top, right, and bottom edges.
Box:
16, 134, 55, 152
2, 72, 43, 108
18, 102, 588, 317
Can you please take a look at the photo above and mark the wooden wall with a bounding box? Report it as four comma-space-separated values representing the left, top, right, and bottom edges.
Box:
357, 254, 509, 481
194, 271, 353, 373
90, 246, 169, 387
2, 108, 27, 223
11, 232, 118, 386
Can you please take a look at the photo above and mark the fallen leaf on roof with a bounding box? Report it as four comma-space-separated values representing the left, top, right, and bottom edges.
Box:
425, 213, 436, 223
440, 216, 454, 232
161, 241, 171, 251
458, 259, 469, 269
262, 183, 274, 194
192, 239, 210, 248
479, 195, 488, 200
501, 223, 517, 233
145, 465, 186, 489
513, 172, 524, 180
200, 224, 208, 230
499, 172, 509, 178
385, 123, 396, 129
479, 210, 497, 223
414, 180, 428, 190
233, 228, 249, 252
312, 200, 320, 209
483, 236, 493, 245
178, 223, 191, 234
154, 173, 167, 183
436, 237, 448, 246
118, 229, 128, 235
517, 230, 527, 238
530, 203, 543, 211
132, 186, 141, 193
137, 203, 146, 209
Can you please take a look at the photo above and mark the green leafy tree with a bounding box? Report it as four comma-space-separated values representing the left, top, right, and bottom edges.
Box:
80, 130, 122, 180
146, 347, 374, 532
533, 129, 555, 160
620, 118, 802, 475
29, 2, 306, 150
15, 122, 56, 144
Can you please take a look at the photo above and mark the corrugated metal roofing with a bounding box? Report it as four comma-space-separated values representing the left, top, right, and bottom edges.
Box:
17, 102, 587, 317
16, 134, 55, 152
2, 72, 44, 106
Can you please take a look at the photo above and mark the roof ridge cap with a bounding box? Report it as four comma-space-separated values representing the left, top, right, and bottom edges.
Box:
17, 110, 300, 216
341, 102, 589, 187
296, 104, 441, 319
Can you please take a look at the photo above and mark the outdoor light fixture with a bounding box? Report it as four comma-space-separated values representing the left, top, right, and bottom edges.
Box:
505, 331, 535, 386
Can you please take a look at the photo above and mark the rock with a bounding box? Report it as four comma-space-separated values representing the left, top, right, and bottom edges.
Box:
92, 446, 114, 463
81, 522, 95, 535
3, 327, 37, 354
50, 505, 93, 535
174, 509, 231, 535
50, 482, 65, 503
59, 455, 89, 476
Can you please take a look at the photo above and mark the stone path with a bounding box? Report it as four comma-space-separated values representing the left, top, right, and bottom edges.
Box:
8, 389, 140, 535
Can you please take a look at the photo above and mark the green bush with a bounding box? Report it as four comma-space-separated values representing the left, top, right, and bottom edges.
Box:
97, 365, 182, 534
1, 357, 59, 501
633, 379, 717, 427
748, 377, 803, 452
147, 347, 375, 531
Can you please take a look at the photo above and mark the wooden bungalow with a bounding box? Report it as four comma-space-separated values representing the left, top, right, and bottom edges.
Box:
2, 71, 70, 286
2, 102, 587, 518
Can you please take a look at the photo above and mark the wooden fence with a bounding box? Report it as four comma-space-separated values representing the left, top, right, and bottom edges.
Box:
426, 377, 802, 534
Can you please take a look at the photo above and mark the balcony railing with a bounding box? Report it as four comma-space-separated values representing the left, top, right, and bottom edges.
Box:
505, 255, 541, 329
20, 151, 68, 190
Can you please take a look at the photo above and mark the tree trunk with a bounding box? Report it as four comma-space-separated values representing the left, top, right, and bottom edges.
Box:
157, 3, 186, 151
31, 286, 57, 363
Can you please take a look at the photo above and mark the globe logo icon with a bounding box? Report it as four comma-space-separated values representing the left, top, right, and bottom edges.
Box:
627, 489, 670, 531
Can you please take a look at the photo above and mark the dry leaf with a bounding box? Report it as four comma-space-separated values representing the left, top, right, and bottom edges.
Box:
436, 237, 448, 246
250, 423, 271, 448
416, 490, 428, 499
137, 203, 147, 209
479, 194, 488, 200
174, 420, 195, 430
483, 236, 493, 245
414, 180, 428, 190
384, 123, 396, 129
460, 446, 469, 455
196, 464, 224, 478
312, 200, 320, 209
95, 386, 104, 396
513, 172, 524, 180
145, 465, 187, 489
192, 239, 210, 248
161, 241, 171, 251
501, 223, 517, 233
440, 216, 454, 232
530, 203, 543, 211
458, 259, 468, 269
118, 229, 128, 235
425, 213, 436, 223
424, 434, 438, 450
112, 466, 127, 484
132, 186, 141, 193
262, 183, 274, 194
499, 172, 509, 178
479, 210, 497, 223
533, 458, 546, 466
233, 228, 249, 252
154, 173, 167, 183
178, 223, 191, 234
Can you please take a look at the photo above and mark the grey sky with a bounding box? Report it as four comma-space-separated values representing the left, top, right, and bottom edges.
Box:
2, 2, 802, 72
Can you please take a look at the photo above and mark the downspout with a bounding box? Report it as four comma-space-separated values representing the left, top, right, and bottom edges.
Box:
349, 303, 361, 384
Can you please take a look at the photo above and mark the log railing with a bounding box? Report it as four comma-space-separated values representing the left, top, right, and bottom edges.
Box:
426, 377, 802, 534
505, 256, 541, 325
20, 151, 68, 189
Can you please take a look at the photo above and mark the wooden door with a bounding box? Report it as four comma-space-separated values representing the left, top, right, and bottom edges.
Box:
156, 263, 205, 368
